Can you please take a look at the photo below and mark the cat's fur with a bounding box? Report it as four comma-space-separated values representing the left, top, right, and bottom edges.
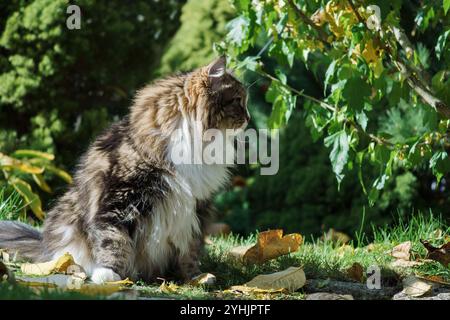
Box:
0, 57, 249, 283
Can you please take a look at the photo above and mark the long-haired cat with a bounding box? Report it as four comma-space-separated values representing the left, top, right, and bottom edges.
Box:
0, 57, 249, 283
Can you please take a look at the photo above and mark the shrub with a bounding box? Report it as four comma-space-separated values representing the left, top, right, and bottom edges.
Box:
0, 0, 185, 170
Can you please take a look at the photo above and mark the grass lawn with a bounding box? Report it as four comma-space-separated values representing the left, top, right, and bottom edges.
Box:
1, 207, 449, 300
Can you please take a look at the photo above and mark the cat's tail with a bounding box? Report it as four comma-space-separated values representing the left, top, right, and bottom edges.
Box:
0, 221, 43, 261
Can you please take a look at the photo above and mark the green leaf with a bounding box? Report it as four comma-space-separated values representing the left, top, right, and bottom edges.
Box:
32, 174, 52, 193
373, 144, 391, 164
386, 79, 402, 107
237, 56, 260, 72
44, 164, 73, 184
281, 41, 295, 67
342, 77, 371, 111
275, 69, 287, 85
373, 173, 389, 190
324, 60, 337, 95
9, 178, 45, 220
429, 151, 450, 183
265, 80, 282, 103
324, 130, 350, 183
415, 43, 430, 69
268, 97, 287, 129
356, 111, 368, 131
267, 92, 296, 129
226, 16, 250, 46
275, 12, 288, 34
444, 0, 450, 15
11, 149, 55, 161
435, 30, 449, 60
356, 151, 367, 194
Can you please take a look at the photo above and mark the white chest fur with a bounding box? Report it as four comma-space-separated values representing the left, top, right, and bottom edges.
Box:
146, 163, 228, 270
145, 116, 231, 270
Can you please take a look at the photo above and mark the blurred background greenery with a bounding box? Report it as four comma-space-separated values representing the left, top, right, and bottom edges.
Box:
0, 0, 449, 239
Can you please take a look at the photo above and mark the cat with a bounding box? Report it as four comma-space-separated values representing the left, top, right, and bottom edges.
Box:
0, 57, 249, 284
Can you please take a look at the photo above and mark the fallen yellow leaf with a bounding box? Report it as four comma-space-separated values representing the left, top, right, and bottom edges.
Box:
159, 281, 180, 294
16, 279, 58, 289
21, 253, 77, 276
68, 277, 133, 295
231, 230, 303, 264
189, 273, 216, 286
74, 283, 124, 296
230, 267, 306, 294
105, 278, 134, 286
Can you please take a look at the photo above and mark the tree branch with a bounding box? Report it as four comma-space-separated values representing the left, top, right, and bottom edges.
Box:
347, 0, 450, 119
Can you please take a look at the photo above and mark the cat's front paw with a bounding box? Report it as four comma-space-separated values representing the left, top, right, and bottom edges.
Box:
91, 267, 121, 284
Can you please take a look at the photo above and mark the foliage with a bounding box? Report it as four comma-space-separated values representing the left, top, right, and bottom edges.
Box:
157, 0, 235, 75
0, 150, 71, 221
219, 112, 447, 236
0, 0, 184, 169
221, 0, 450, 203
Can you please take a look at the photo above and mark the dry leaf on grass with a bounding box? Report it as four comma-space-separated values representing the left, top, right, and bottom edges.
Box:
346, 262, 364, 283
189, 273, 216, 286
420, 239, 450, 267
230, 230, 303, 264
73, 278, 133, 295
390, 241, 412, 260
390, 259, 423, 268
20, 252, 78, 276
17, 275, 133, 296
75, 283, 131, 296
416, 275, 450, 286
402, 275, 432, 297
388, 241, 424, 268
229, 267, 306, 294
159, 281, 181, 294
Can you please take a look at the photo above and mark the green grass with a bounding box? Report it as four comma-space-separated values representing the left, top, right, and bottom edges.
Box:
1, 199, 448, 299
135, 211, 449, 300
0, 189, 23, 221
0, 282, 110, 300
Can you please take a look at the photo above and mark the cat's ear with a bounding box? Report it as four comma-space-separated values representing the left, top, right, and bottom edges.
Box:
208, 56, 227, 79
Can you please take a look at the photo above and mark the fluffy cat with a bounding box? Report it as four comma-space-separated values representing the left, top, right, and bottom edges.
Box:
0, 57, 249, 283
